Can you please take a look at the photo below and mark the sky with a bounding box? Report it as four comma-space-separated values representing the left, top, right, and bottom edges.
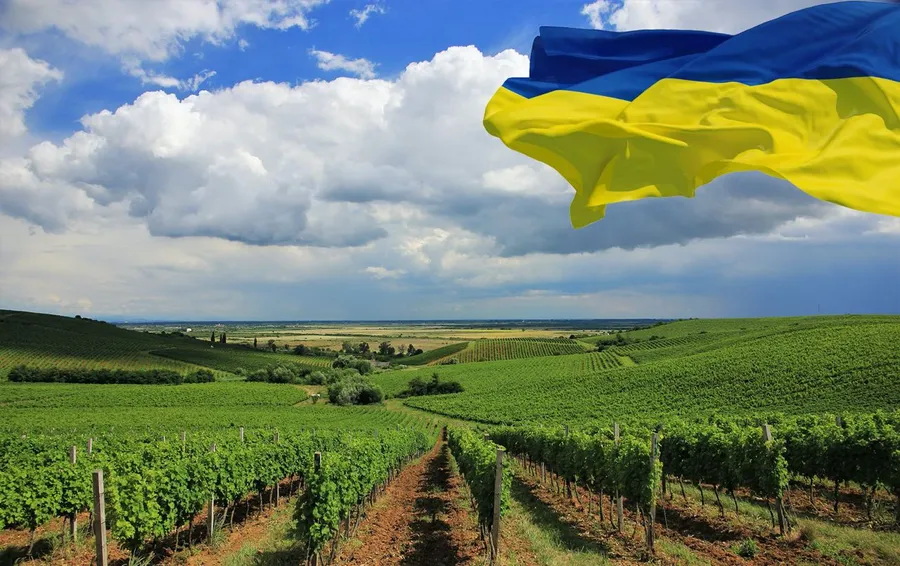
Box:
0, 0, 898, 321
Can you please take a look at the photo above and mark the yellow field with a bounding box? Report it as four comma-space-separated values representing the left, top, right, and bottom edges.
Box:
223, 325, 591, 351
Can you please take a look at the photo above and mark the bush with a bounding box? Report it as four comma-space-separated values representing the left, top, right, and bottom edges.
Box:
244, 364, 311, 384
399, 372, 464, 397
733, 539, 759, 558
331, 355, 373, 375
327, 374, 383, 406
6, 365, 214, 385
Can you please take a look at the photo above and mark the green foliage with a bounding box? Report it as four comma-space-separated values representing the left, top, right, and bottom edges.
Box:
447, 427, 510, 532
490, 426, 660, 509
401, 372, 464, 397
7, 365, 215, 384
331, 355, 373, 374
733, 538, 760, 558
296, 429, 430, 554
0, 407, 436, 547
245, 364, 311, 384
401, 320, 900, 425
661, 420, 789, 500
327, 374, 384, 406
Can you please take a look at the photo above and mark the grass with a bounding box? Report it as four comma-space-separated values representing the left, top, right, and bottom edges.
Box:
656, 539, 713, 565
221, 503, 303, 566
800, 519, 900, 566
502, 477, 611, 566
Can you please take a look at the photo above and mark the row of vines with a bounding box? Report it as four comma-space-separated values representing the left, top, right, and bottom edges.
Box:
0, 424, 435, 560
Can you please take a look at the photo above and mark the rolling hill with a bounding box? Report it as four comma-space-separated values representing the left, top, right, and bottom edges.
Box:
383, 315, 900, 425
0, 310, 329, 379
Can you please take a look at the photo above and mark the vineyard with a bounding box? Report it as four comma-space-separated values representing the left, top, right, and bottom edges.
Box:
1, 418, 437, 562
149, 347, 332, 372
2, 312, 899, 565
449, 338, 587, 364
402, 320, 900, 425
0, 310, 330, 380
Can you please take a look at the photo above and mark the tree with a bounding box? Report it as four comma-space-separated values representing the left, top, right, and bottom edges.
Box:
358, 342, 370, 354
342, 342, 355, 355
267, 339, 277, 353
378, 341, 392, 356
253, 337, 258, 349
293, 344, 310, 356
210, 331, 216, 344
407, 344, 416, 357
220, 332, 226, 344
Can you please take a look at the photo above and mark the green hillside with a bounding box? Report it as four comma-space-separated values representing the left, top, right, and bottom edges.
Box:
451, 337, 586, 363
395, 315, 900, 425
399, 341, 468, 365
0, 310, 327, 379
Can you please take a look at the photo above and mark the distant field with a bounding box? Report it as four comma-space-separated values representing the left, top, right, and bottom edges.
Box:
398, 316, 900, 425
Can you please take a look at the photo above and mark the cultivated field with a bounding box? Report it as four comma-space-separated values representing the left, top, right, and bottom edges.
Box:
1, 310, 898, 566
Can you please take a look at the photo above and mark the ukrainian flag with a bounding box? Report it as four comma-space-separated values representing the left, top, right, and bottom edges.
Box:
484, 1, 900, 228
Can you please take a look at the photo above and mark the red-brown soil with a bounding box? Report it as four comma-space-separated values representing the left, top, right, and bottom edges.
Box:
336, 441, 484, 566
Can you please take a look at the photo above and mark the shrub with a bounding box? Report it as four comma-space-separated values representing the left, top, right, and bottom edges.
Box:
399, 372, 464, 397
733, 539, 759, 558
327, 374, 383, 406
6, 365, 213, 385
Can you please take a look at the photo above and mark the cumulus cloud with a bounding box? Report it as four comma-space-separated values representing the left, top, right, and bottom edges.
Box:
0, 44, 853, 256
0, 48, 62, 141
308, 49, 377, 79
582, 0, 873, 32
350, 3, 385, 28
1, 0, 330, 61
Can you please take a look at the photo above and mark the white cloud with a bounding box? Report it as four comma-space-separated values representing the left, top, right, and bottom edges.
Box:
308, 49, 377, 79
238, 38, 250, 51
1, 0, 330, 62
584, 0, 858, 33
0, 48, 62, 141
124, 65, 216, 92
0, 44, 849, 256
581, 1, 611, 29
350, 3, 385, 28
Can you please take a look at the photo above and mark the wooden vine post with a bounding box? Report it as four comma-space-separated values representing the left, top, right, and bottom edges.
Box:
240, 427, 244, 442
69, 446, 78, 542
647, 432, 659, 553
274, 431, 280, 506
491, 447, 505, 564
92, 470, 108, 566
208, 443, 216, 541
762, 424, 787, 535
311, 452, 322, 566
564, 425, 572, 498
614, 422, 624, 532
87, 437, 93, 454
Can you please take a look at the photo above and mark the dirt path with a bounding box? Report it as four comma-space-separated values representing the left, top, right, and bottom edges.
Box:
337, 441, 484, 566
